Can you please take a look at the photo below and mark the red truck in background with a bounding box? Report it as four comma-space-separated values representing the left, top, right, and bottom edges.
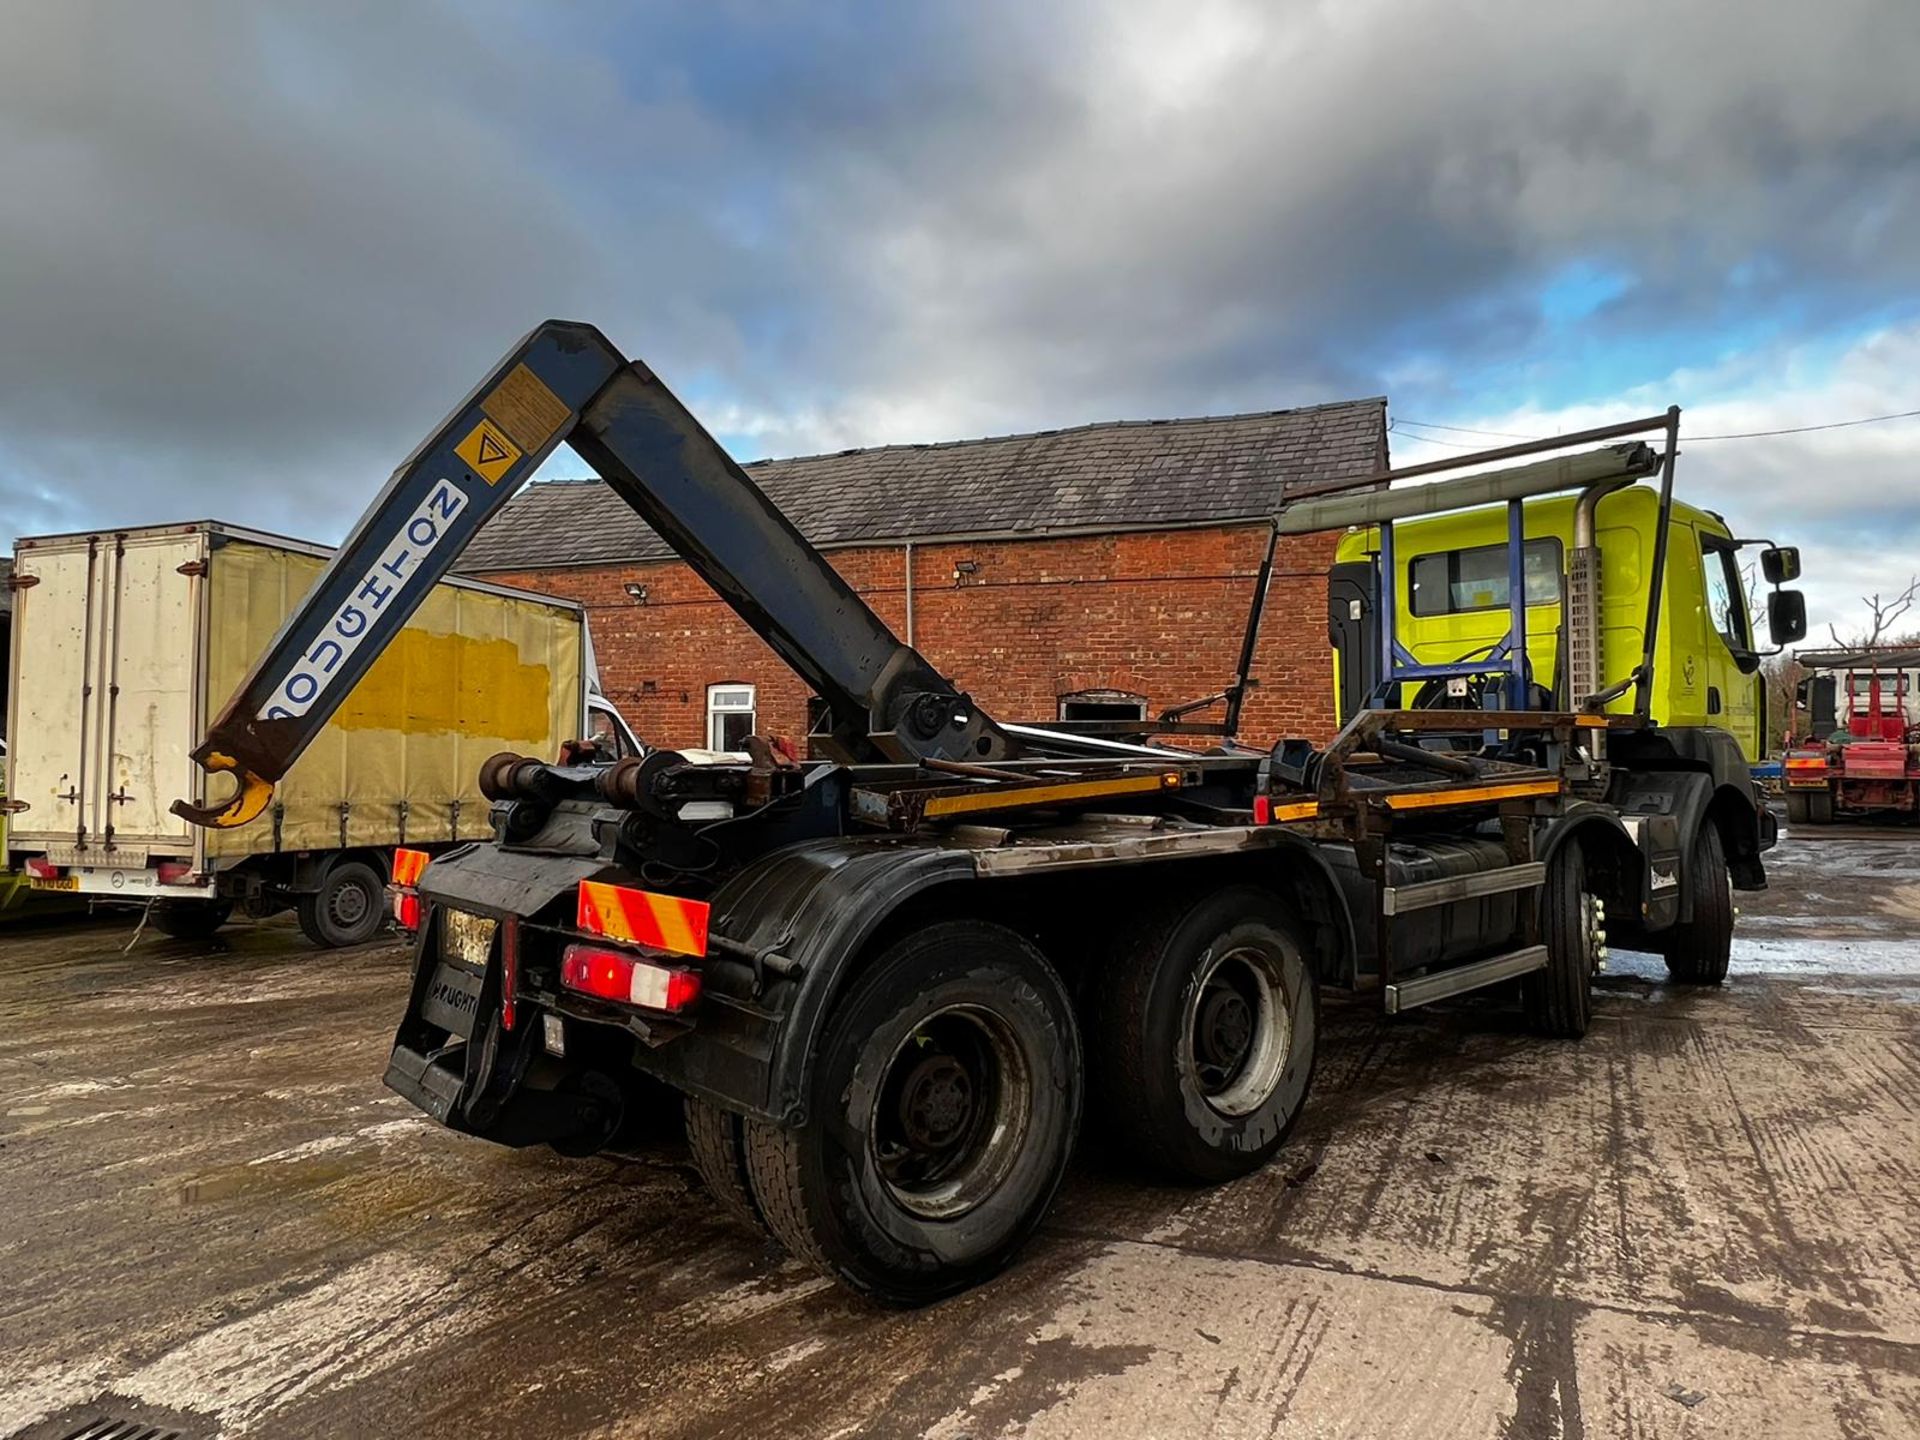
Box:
1785, 647, 1920, 824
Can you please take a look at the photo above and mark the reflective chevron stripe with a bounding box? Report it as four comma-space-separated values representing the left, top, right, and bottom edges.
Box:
577, 880, 711, 958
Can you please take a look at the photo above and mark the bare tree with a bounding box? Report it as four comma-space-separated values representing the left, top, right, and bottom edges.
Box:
1828, 575, 1920, 649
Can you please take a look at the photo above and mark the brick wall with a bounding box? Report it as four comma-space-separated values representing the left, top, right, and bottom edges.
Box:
475, 523, 1343, 753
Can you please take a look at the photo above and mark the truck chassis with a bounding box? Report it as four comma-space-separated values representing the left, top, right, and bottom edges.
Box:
180, 321, 1790, 1303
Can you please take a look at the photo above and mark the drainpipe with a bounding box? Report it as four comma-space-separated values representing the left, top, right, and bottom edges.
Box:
904, 541, 915, 647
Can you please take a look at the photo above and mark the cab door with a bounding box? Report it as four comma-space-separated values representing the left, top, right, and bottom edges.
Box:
1695, 528, 1761, 759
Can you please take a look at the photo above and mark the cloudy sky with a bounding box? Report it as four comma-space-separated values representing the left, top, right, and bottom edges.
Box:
3, 0, 1916, 634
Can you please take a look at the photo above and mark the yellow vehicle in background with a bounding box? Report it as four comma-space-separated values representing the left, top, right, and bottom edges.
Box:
1330, 481, 1772, 763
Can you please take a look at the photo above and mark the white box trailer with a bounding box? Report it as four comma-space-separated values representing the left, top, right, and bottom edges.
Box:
5, 522, 637, 945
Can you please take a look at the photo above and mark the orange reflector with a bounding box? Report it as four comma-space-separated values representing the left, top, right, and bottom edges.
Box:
577, 881, 711, 958
393, 848, 430, 886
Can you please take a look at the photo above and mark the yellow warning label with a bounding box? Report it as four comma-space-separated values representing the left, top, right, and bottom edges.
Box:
455, 417, 522, 485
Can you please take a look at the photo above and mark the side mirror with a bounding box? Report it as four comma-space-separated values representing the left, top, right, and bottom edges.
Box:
1794, 677, 1811, 706
1761, 546, 1801, 584
1769, 588, 1808, 645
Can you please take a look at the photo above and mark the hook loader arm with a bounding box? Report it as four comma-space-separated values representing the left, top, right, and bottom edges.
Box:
175, 321, 1016, 828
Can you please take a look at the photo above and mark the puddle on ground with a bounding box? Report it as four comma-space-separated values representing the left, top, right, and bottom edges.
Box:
175, 1158, 351, 1205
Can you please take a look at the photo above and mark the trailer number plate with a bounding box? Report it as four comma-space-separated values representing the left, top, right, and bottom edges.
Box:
29, 875, 78, 891
440, 908, 498, 971
422, 961, 484, 1039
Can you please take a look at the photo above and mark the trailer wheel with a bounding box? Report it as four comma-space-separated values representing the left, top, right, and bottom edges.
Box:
296, 860, 385, 948
1808, 791, 1835, 825
1662, 823, 1733, 985
150, 899, 234, 940
742, 920, 1081, 1305
1785, 791, 1810, 826
685, 1098, 770, 1236
1089, 888, 1318, 1184
1523, 839, 1597, 1038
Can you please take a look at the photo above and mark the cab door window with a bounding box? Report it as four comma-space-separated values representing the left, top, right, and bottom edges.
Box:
1699, 534, 1755, 663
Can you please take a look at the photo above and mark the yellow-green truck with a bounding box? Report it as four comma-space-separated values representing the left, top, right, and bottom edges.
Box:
1330, 486, 1769, 762
5, 522, 639, 945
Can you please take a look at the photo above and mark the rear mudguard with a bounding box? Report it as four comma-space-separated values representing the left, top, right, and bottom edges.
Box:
662, 826, 1363, 1126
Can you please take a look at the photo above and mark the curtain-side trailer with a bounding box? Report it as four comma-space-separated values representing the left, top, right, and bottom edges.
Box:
5, 521, 637, 945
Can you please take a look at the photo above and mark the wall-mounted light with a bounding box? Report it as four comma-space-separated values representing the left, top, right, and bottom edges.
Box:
953, 559, 978, 583
624, 582, 648, 603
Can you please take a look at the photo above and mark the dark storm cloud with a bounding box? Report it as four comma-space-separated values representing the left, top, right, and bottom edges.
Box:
1, 0, 1917, 549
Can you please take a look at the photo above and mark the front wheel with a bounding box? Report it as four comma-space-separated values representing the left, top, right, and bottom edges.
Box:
296, 860, 385, 948
743, 920, 1081, 1305
1524, 839, 1598, 1038
1663, 823, 1733, 985
1089, 887, 1318, 1183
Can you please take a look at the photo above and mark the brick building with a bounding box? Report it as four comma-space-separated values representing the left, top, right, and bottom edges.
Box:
460, 399, 1389, 753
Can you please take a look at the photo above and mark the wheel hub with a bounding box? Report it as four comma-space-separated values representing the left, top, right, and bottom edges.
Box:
871, 1005, 1030, 1221
1184, 946, 1294, 1116
330, 883, 370, 927
1197, 987, 1253, 1074
898, 1053, 974, 1148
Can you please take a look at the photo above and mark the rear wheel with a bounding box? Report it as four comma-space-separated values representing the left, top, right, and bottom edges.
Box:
685, 1098, 769, 1235
296, 860, 385, 948
743, 920, 1081, 1305
150, 899, 233, 940
1785, 791, 1810, 826
1524, 840, 1598, 1038
1808, 790, 1835, 825
1663, 823, 1733, 985
1089, 887, 1318, 1183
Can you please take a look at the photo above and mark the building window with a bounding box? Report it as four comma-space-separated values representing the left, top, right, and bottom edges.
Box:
706, 683, 756, 750
1409, 538, 1563, 617
1058, 689, 1149, 722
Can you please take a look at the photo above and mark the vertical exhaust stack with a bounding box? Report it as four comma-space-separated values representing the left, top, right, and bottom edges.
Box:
1566, 474, 1635, 707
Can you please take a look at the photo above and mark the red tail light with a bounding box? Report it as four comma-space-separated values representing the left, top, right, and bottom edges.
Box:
1252, 794, 1273, 825
155, 860, 194, 885
560, 943, 701, 1012
393, 893, 422, 932
23, 857, 60, 880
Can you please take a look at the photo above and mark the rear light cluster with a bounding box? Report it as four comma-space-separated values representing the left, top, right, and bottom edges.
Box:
559, 881, 710, 1014
23, 857, 59, 880
560, 943, 702, 1013
390, 848, 430, 933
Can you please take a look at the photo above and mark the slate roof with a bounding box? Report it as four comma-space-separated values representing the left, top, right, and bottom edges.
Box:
460, 397, 1387, 573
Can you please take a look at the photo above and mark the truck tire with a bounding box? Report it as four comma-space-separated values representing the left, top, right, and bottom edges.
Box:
296, 860, 385, 948
1785, 791, 1810, 826
1662, 823, 1733, 985
150, 899, 234, 940
742, 920, 1081, 1305
1088, 887, 1318, 1184
1523, 839, 1597, 1038
1808, 791, 1835, 825
685, 1098, 769, 1235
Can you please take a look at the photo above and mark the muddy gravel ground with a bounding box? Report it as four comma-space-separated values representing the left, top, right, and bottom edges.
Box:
2, 828, 1917, 1439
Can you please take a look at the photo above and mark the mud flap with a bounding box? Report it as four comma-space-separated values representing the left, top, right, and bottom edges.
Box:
383, 910, 622, 1150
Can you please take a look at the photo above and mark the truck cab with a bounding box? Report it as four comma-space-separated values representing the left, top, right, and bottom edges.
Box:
1331, 488, 1771, 762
